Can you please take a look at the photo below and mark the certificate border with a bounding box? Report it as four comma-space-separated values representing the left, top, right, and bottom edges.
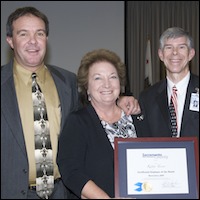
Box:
114, 137, 199, 199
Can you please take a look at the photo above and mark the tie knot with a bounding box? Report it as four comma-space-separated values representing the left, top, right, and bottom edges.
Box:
32, 73, 37, 81
172, 86, 177, 92
32, 72, 36, 78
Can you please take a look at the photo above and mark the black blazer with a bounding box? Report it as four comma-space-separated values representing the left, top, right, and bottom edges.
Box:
57, 103, 139, 198
1, 60, 79, 199
135, 73, 199, 138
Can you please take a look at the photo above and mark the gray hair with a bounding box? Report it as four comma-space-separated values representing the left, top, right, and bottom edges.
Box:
159, 27, 194, 50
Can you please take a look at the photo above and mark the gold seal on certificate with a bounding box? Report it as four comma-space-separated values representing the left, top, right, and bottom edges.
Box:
142, 182, 152, 192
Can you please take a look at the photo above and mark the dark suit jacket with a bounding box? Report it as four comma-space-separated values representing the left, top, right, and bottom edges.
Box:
135, 73, 199, 138
57, 103, 137, 198
1, 60, 79, 199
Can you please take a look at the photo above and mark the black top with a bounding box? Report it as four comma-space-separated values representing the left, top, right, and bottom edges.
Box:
57, 104, 115, 197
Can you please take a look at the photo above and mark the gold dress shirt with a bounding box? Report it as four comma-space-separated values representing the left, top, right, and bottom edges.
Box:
13, 60, 61, 184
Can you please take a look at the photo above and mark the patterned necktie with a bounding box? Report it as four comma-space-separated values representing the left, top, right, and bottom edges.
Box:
169, 85, 178, 137
32, 73, 54, 199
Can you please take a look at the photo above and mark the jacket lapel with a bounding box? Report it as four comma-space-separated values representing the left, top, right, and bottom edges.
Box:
156, 80, 172, 132
181, 75, 198, 134
47, 66, 74, 131
1, 63, 27, 155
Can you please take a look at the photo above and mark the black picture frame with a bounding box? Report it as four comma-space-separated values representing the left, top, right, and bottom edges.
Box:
114, 137, 199, 199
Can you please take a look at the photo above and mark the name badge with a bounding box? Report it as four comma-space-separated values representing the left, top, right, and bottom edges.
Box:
189, 93, 199, 112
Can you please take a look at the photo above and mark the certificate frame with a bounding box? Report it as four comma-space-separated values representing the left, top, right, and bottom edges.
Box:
114, 137, 199, 199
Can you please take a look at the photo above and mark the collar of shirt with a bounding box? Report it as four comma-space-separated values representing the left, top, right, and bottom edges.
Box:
167, 72, 190, 104
13, 58, 47, 85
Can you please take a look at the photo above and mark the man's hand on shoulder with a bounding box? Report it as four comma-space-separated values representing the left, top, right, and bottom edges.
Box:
117, 96, 141, 115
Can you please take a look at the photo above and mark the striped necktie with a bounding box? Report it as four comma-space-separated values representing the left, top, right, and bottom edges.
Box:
32, 73, 54, 199
169, 85, 178, 137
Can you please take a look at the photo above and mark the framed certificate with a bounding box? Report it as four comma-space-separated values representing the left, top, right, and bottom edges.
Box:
114, 137, 199, 199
